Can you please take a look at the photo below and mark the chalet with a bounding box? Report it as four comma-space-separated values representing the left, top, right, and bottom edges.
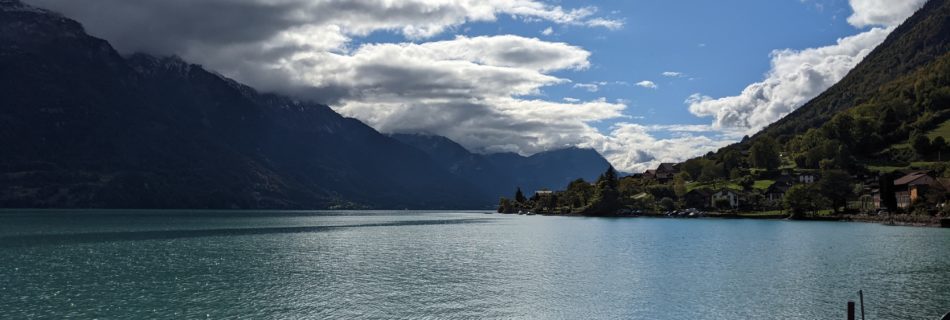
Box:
765, 181, 793, 203
712, 189, 739, 209
655, 163, 679, 182
684, 188, 713, 209
893, 171, 940, 208
643, 170, 657, 181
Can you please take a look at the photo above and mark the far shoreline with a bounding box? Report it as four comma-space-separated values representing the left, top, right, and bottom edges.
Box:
526, 211, 949, 228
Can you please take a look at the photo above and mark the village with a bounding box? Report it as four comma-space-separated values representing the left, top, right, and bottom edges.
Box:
498, 159, 950, 227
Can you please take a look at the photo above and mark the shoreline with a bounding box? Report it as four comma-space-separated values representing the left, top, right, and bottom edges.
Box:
532, 211, 948, 228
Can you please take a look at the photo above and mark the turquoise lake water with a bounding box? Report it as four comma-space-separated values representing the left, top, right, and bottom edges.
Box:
0, 210, 948, 319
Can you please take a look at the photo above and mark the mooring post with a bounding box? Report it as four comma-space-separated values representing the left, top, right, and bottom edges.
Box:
858, 290, 865, 320
848, 301, 855, 320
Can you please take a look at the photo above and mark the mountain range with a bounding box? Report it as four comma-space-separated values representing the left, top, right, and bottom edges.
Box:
0, 0, 611, 209
391, 133, 611, 201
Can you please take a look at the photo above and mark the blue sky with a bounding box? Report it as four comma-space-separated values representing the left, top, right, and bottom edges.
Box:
28, 0, 927, 171
466, 0, 862, 136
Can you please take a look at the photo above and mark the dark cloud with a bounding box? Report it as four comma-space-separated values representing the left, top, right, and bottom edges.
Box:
26, 0, 298, 55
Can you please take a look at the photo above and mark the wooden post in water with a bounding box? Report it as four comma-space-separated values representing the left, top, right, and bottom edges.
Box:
847, 301, 855, 320
858, 290, 865, 320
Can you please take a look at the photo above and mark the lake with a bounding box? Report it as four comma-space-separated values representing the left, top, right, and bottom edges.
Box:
1, 210, 948, 319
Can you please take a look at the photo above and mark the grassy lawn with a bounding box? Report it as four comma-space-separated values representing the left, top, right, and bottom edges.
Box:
868, 161, 941, 173
867, 165, 908, 173
686, 179, 773, 192
753, 179, 774, 190
925, 119, 950, 139
686, 181, 740, 192
891, 119, 950, 149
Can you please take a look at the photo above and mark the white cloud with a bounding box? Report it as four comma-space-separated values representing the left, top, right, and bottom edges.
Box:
661, 71, 684, 77
685, 0, 925, 134
847, 0, 927, 28
580, 123, 734, 173
573, 83, 600, 92
19, 0, 792, 173
635, 80, 657, 89
687, 27, 892, 132
586, 17, 625, 30
541, 27, 553, 35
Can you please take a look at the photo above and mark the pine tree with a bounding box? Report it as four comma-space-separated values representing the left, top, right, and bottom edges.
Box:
586, 166, 622, 215
514, 187, 526, 203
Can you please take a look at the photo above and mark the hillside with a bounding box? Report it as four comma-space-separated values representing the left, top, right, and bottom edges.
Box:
0, 0, 488, 209
756, 0, 950, 142
698, 0, 950, 175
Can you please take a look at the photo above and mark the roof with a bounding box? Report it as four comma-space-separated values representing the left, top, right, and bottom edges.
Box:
894, 171, 933, 186
657, 163, 677, 172
766, 182, 792, 193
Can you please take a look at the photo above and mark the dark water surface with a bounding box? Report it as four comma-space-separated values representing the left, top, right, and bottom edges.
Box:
1, 210, 948, 319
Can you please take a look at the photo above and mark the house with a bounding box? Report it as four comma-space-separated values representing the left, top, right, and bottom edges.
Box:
643, 170, 657, 181
684, 188, 713, 209
798, 173, 818, 184
712, 189, 739, 209
893, 171, 940, 208
655, 163, 679, 182
870, 188, 882, 210
765, 181, 793, 203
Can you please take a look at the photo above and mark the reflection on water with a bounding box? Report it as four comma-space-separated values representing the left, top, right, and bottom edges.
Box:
0, 210, 948, 319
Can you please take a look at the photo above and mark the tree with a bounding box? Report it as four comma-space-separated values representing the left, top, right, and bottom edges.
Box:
748, 136, 782, 170
784, 184, 828, 218
729, 168, 742, 180
601, 166, 619, 190
617, 176, 643, 198
817, 170, 852, 213
738, 175, 755, 191
497, 198, 513, 213
564, 178, 593, 209
659, 197, 675, 211
720, 149, 743, 173
586, 166, 622, 215
699, 161, 724, 182
514, 187, 526, 204
680, 158, 705, 180
913, 134, 931, 156
933, 136, 948, 160
673, 172, 688, 199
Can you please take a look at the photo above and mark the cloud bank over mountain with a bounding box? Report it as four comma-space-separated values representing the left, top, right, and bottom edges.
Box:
22, 0, 926, 173
686, 0, 927, 134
